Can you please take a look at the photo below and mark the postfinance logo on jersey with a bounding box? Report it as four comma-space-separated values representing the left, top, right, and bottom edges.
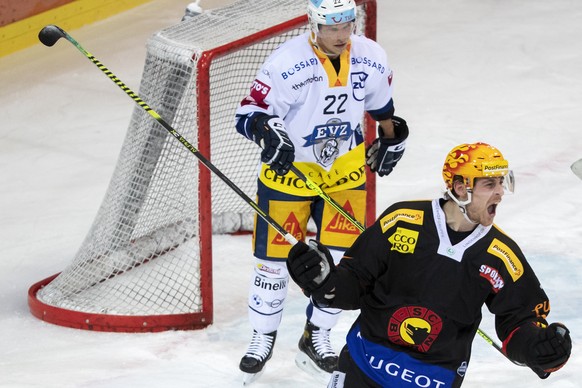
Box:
380, 209, 424, 233
389, 227, 419, 254
487, 238, 523, 281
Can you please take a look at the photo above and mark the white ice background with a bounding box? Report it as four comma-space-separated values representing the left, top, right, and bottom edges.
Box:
1, 0, 581, 387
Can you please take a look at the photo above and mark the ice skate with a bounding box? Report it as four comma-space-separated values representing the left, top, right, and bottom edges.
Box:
295, 321, 338, 381
240, 330, 277, 385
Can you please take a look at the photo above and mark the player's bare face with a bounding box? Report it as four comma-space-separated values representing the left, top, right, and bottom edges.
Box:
316, 22, 354, 58
466, 177, 505, 226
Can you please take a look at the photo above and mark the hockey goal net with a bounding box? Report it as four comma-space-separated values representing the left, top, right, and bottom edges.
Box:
28, 0, 378, 332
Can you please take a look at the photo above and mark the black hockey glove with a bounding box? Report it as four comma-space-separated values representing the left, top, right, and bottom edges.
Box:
366, 116, 409, 177
505, 322, 572, 378
287, 240, 336, 304
252, 115, 295, 176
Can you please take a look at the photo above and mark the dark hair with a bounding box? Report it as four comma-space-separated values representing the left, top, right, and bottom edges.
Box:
449, 175, 465, 198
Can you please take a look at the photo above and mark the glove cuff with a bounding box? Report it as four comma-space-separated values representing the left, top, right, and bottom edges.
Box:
377, 116, 409, 144
310, 275, 337, 308
393, 116, 409, 140
251, 114, 277, 144
504, 321, 572, 375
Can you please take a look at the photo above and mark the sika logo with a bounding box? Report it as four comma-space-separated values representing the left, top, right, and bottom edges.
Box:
271, 212, 304, 245
387, 306, 443, 352
324, 200, 360, 235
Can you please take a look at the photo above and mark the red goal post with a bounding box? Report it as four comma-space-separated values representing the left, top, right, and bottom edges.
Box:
28, 0, 378, 332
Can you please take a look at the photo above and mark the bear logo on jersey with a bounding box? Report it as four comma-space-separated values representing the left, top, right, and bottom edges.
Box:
303, 118, 353, 166
387, 306, 443, 353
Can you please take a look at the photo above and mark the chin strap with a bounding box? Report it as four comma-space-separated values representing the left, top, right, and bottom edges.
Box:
445, 189, 479, 225
309, 31, 317, 46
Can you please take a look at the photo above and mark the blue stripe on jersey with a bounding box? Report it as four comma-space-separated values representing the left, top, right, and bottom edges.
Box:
235, 112, 264, 141
367, 99, 395, 121
346, 323, 457, 388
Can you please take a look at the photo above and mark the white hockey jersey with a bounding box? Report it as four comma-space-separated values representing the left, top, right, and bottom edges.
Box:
236, 32, 394, 196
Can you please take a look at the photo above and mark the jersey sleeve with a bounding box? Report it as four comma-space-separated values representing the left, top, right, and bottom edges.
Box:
361, 39, 395, 121
234, 48, 295, 140
484, 238, 550, 341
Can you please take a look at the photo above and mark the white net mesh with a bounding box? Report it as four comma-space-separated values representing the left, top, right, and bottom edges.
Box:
31, 0, 372, 330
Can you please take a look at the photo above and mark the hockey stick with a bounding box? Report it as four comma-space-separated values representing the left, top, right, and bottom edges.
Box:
288, 165, 366, 233
38, 24, 298, 247
571, 158, 582, 180
290, 162, 525, 367
39, 24, 523, 370
476, 326, 547, 377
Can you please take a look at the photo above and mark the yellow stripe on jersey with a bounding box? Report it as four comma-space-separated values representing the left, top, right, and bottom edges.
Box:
310, 41, 351, 87
487, 238, 524, 281
380, 209, 425, 233
259, 143, 366, 196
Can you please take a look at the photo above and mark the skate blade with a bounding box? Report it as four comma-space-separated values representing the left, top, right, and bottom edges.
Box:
294, 351, 331, 384
241, 369, 265, 386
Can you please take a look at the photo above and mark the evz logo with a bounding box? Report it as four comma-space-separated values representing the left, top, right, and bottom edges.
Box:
302, 119, 352, 166
351, 72, 368, 101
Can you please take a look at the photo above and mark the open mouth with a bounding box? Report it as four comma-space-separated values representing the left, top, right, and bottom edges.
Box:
487, 204, 497, 216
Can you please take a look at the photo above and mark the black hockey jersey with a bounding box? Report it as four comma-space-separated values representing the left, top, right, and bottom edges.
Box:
322, 199, 550, 385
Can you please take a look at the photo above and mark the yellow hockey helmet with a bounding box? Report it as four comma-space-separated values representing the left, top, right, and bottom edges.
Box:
442, 142, 511, 191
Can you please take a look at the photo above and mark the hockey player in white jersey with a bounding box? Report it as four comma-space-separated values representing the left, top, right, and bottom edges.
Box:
234, 0, 408, 383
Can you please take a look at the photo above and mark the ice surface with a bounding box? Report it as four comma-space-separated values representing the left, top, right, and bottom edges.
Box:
1, 0, 581, 387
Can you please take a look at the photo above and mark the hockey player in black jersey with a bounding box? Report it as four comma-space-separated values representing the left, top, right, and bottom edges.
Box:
287, 142, 572, 387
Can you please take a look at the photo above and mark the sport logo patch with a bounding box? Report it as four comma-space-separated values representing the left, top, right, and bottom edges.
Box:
256, 263, 281, 276
380, 209, 423, 233
387, 306, 443, 352
388, 227, 419, 254
487, 239, 523, 281
350, 72, 368, 101
243, 79, 271, 109
479, 265, 505, 293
